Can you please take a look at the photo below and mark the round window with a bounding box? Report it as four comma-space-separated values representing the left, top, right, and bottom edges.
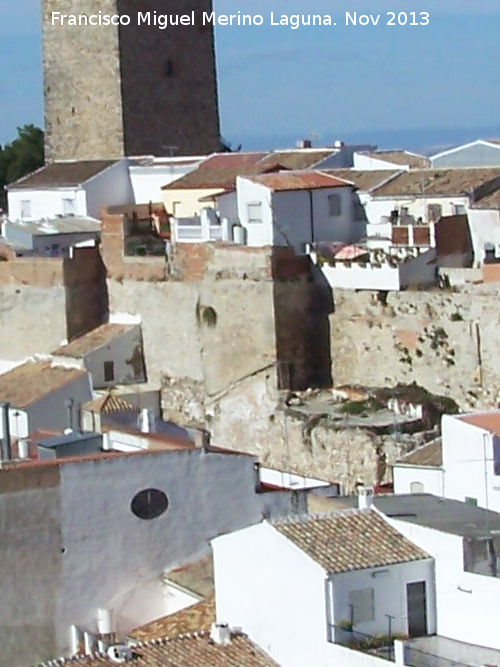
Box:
131, 489, 169, 520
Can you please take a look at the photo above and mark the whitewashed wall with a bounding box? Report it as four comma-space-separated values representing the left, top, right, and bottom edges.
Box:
81, 325, 145, 389
467, 208, 500, 266
354, 153, 406, 171
441, 414, 500, 512
7, 188, 86, 221
393, 465, 444, 496
213, 519, 425, 667
364, 196, 470, 227
332, 559, 436, 638
236, 177, 360, 250
83, 160, 134, 219
386, 518, 500, 651
129, 160, 202, 205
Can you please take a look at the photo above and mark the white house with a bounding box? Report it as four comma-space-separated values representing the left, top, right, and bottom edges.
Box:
430, 139, 500, 168
7, 159, 134, 221
213, 506, 434, 667
128, 155, 205, 205
236, 171, 360, 251
53, 322, 146, 389
376, 493, 500, 653
392, 438, 443, 496
0, 359, 93, 439
1, 216, 101, 257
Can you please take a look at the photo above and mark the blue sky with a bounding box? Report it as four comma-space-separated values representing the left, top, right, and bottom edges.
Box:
1, 0, 499, 150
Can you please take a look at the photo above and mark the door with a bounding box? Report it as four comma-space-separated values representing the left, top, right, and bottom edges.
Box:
406, 581, 427, 638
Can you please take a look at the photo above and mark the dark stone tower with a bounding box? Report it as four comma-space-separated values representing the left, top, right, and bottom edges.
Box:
42, 0, 221, 160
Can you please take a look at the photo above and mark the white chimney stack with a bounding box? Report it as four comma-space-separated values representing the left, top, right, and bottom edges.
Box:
139, 408, 153, 434
358, 486, 374, 510
210, 622, 231, 645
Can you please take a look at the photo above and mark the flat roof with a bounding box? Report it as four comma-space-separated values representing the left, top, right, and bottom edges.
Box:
375, 493, 500, 538
5, 217, 100, 236
37, 431, 101, 449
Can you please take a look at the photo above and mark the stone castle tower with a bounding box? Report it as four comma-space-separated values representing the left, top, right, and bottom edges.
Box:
42, 0, 221, 161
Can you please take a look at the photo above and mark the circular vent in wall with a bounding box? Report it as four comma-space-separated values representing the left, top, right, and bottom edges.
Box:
131, 488, 169, 520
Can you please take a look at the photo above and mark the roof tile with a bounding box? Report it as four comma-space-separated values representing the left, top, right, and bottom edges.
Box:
274, 509, 428, 574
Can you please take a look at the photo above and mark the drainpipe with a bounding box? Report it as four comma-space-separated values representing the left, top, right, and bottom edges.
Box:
308, 190, 315, 246
0, 402, 11, 461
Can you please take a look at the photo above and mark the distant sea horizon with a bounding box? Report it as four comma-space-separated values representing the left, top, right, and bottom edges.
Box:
224, 125, 500, 157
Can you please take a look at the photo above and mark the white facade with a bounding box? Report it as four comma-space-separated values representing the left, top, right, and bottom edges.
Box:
129, 156, 204, 204
386, 516, 500, 651
467, 207, 500, 266
311, 248, 436, 291
430, 140, 500, 169
441, 413, 500, 511
236, 177, 361, 251
213, 519, 434, 667
393, 464, 444, 496
7, 160, 134, 222
364, 195, 470, 227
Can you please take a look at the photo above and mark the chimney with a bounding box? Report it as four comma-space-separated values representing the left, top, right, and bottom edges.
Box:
357, 485, 374, 510
139, 408, 152, 433
0, 402, 12, 461
210, 622, 231, 645
296, 139, 312, 149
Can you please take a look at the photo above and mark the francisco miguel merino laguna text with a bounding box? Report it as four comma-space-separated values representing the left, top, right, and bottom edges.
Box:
50, 10, 431, 29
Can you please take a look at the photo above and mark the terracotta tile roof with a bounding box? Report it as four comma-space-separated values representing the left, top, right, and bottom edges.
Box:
129, 596, 215, 641
324, 169, 401, 191
274, 509, 428, 574
362, 150, 430, 168
36, 631, 279, 666
82, 393, 138, 415
459, 411, 500, 435
0, 360, 87, 408
372, 168, 500, 198
258, 149, 335, 170
54, 323, 135, 358
8, 160, 117, 189
246, 171, 350, 191
165, 555, 214, 598
396, 438, 442, 467
162, 152, 267, 190
162, 149, 337, 191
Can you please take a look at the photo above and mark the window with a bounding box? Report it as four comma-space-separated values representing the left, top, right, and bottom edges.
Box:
131, 488, 169, 520
454, 204, 466, 215
104, 361, 115, 382
62, 198, 76, 215
328, 194, 341, 217
348, 588, 374, 625
410, 481, 424, 493
20, 200, 32, 219
427, 203, 442, 222
247, 202, 262, 223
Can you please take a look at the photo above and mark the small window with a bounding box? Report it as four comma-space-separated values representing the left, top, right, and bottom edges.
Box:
410, 481, 424, 493
328, 194, 341, 217
247, 202, 262, 223
21, 200, 32, 219
348, 588, 374, 625
454, 204, 466, 215
62, 198, 76, 215
131, 488, 169, 520
428, 203, 442, 222
104, 361, 115, 382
